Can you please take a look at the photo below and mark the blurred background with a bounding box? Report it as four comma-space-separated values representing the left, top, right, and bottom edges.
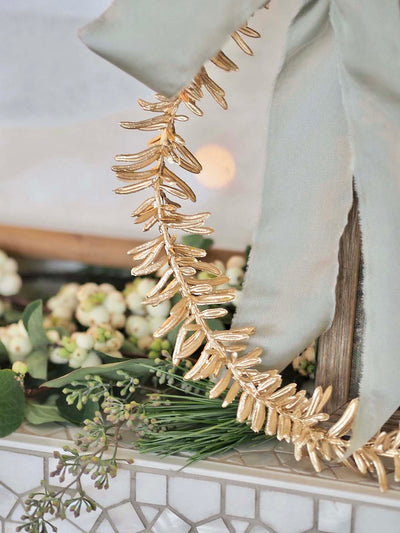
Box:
0, 0, 298, 251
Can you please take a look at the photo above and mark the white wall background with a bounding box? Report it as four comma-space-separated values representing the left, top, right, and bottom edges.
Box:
0, 0, 298, 250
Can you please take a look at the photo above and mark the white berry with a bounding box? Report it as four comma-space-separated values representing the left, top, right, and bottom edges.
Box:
226, 266, 244, 286
81, 351, 102, 368
74, 332, 94, 350
135, 278, 157, 298
147, 300, 171, 319
125, 315, 152, 338
49, 347, 69, 365
0, 273, 22, 296
226, 255, 246, 270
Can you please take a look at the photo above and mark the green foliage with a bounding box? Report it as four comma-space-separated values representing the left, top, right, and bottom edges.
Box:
0, 340, 8, 363
181, 234, 214, 250
121, 338, 144, 356
22, 300, 49, 349
25, 348, 48, 380
25, 399, 67, 425
0, 369, 26, 437
206, 318, 225, 331
43, 358, 154, 389
93, 349, 128, 365
2, 308, 23, 324
135, 364, 270, 461
56, 395, 99, 426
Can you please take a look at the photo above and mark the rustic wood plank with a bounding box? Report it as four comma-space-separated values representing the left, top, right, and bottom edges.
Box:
0, 225, 239, 269
315, 193, 361, 413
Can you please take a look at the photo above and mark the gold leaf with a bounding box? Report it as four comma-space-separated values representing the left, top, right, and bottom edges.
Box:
184, 349, 213, 381
294, 442, 303, 461
251, 400, 266, 432
174, 144, 202, 173
211, 51, 238, 72
145, 268, 174, 298
175, 329, 206, 360
120, 116, 169, 131
364, 450, 388, 492
353, 451, 368, 475
174, 244, 207, 258
222, 381, 241, 407
231, 31, 254, 55
257, 374, 282, 393
115, 146, 160, 163
327, 399, 358, 438
160, 183, 191, 200
199, 354, 220, 379
131, 256, 167, 277
127, 235, 162, 255
305, 386, 323, 417
199, 308, 229, 319
192, 261, 222, 275
237, 392, 254, 422
269, 384, 297, 402
209, 370, 232, 399
265, 407, 278, 436
194, 289, 236, 305
162, 167, 197, 201
138, 99, 173, 112
153, 309, 186, 338
144, 279, 180, 305
320, 439, 332, 462
307, 442, 322, 472
183, 99, 203, 116
132, 240, 164, 270
238, 25, 261, 38
113, 168, 157, 181
114, 179, 154, 195
394, 455, 400, 482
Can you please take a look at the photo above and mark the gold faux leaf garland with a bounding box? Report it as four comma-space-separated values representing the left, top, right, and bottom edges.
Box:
113, 15, 400, 492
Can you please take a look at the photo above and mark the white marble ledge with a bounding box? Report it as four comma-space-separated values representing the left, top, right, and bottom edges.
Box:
2, 428, 400, 510
2, 428, 400, 533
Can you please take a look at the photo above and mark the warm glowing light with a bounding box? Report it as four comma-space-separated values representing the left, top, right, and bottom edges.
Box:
194, 145, 236, 189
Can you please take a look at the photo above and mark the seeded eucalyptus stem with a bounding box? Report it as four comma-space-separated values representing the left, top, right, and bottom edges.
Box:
19, 417, 131, 533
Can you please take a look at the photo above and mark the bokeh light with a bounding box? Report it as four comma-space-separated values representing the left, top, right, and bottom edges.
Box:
194, 145, 236, 189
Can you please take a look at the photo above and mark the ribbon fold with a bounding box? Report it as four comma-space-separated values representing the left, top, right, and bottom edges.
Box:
80, 0, 400, 449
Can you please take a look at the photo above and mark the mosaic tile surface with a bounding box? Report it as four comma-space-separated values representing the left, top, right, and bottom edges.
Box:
1, 424, 400, 532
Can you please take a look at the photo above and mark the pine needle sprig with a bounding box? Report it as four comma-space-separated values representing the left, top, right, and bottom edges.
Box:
135, 363, 270, 462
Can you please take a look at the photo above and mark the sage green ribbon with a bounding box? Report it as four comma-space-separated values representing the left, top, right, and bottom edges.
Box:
80, 0, 400, 451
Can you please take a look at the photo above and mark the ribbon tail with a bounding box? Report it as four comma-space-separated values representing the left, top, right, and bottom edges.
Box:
233, 0, 353, 370
330, 0, 400, 453
79, 0, 267, 97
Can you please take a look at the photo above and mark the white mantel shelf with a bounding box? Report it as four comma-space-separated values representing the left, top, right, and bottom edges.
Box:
1, 424, 400, 533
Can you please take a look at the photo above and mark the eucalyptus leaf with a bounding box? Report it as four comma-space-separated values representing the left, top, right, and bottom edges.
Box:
167, 325, 180, 346
47, 326, 70, 338
182, 234, 214, 250
25, 348, 48, 380
22, 300, 49, 348
0, 340, 8, 363
0, 370, 26, 437
122, 339, 145, 356
25, 399, 66, 425
94, 350, 129, 364
56, 395, 98, 426
3, 309, 22, 324
44, 358, 155, 389
207, 319, 225, 331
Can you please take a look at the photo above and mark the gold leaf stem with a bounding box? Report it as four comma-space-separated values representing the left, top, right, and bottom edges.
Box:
113, 17, 400, 492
